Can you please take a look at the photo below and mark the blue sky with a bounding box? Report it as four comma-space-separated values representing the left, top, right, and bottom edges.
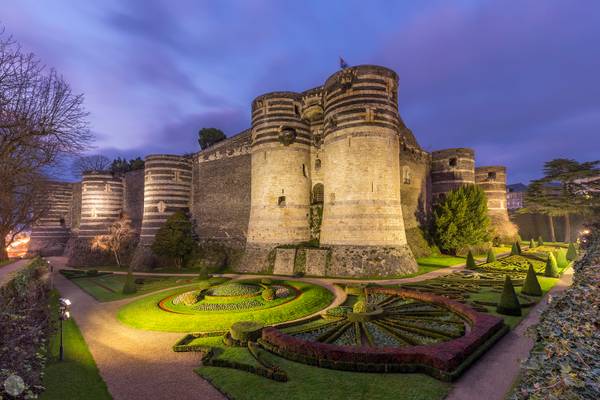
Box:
1, 0, 598, 183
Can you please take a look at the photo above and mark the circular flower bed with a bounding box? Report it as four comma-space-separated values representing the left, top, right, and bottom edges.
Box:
118, 279, 335, 332
263, 287, 508, 381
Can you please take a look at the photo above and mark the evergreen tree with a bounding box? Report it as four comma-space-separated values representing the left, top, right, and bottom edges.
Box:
510, 242, 520, 256
122, 271, 137, 294
516, 240, 522, 254
544, 252, 559, 277
566, 242, 578, 261
432, 185, 490, 255
538, 236, 544, 246
496, 276, 521, 316
151, 211, 196, 269
466, 250, 476, 269
521, 263, 542, 296
529, 238, 536, 249
554, 249, 568, 269
198, 128, 226, 150
486, 248, 496, 263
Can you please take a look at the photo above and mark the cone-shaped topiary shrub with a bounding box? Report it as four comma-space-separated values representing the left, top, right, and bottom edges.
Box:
486, 248, 496, 263
516, 241, 522, 254
510, 242, 520, 256
466, 250, 477, 269
529, 238, 536, 249
554, 249, 568, 269
544, 252, 559, 278
496, 276, 522, 316
537, 236, 544, 247
566, 242, 578, 261
521, 263, 542, 296
122, 271, 138, 294
198, 265, 210, 280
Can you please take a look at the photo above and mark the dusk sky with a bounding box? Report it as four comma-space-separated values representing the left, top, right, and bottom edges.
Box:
1, 0, 598, 184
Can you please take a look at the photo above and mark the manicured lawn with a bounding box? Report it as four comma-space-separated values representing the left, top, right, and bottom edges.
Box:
66, 273, 216, 302
416, 254, 466, 268
193, 337, 449, 400
117, 280, 335, 332
41, 293, 110, 400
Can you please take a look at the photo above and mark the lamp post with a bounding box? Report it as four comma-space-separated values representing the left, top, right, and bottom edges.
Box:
58, 298, 71, 361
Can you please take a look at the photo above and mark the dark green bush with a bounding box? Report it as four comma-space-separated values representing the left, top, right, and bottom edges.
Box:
198, 265, 210, 280
229, 321, 264, 343
510, 242, 521, 256
529, 238, 536, 249
566, 242, 578, 261
466, 250, 476, 269
496, 276, 521, 316
537, 236, 544, 247
544, 253, 559, 278
86, 269, 99, 276
521, 264, 542, 296
122, 271, 137, 294
486, 248, 496, 263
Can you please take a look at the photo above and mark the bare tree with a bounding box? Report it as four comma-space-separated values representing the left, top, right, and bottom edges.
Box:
0, 30, 91, 260
72, 154, 110, 177
91, 215, 135, 267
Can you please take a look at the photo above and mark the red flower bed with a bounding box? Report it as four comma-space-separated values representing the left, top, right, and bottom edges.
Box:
260, 287, 506, 380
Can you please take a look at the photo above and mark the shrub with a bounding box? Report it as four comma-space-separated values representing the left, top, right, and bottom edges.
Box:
353, 299, 368, 313
261, 278, 273, 285
262, 287, 275, 301
537, 236, 544, 247
496, 276, 521, 316
122, 271, 137, 294
86, 269, 99, 276
198, 265, 210, 280
544, 253, 559, 278
510, 242, 521, 256
432, 184, 490, 255
529, 238, 536, 249
516, 241, 522, 254
486, 248, 496, 263
566, 242, 578, 261
521, 263, 542, 296
229, 321, 264, 343
151, 210, 196, 269
345, 284, 365, 296
554, 249, 568, 269
466, 250, 476, 269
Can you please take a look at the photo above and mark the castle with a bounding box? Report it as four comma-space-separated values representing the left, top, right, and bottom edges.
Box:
28, 65, 514, 277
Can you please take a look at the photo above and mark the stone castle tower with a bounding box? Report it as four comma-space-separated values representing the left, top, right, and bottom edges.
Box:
243, 66, 416, 276
29, 64, 514, 277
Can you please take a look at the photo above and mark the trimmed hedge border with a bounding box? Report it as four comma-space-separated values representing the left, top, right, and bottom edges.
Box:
260, 286, 507, 381
172, 331, 225, 352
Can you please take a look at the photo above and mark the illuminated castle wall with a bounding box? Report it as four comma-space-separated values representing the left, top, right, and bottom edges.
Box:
35, 65, 514, 277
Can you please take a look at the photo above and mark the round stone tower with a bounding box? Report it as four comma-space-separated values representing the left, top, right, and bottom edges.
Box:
245, 92, 312, 247
139, 154, 193, 243
475, 166, 518, 241
78, 172, 124, 238
28, 182, 73, 256
430, 148, 475, 202
319, 65, 416, 276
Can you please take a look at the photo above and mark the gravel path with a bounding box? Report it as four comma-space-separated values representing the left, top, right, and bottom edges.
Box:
445, 265, 574, 400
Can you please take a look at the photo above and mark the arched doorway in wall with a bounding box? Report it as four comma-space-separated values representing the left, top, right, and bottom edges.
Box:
312, 183, 324, 205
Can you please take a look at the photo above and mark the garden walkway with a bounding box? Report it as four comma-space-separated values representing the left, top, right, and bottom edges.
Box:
48, 256, 226, 400
446, 265, 574, 400
0, 258, 32, 287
